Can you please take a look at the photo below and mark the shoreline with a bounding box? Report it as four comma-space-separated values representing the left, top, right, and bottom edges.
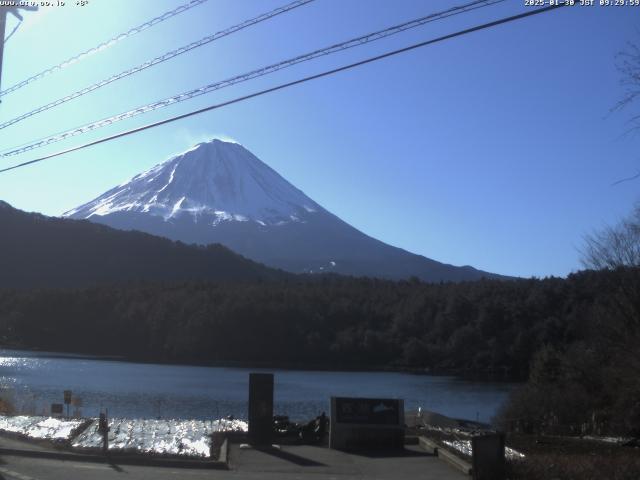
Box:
0, 345, 522, 382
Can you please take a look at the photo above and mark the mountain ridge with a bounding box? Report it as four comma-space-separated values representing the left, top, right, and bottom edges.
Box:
0, 200, 286, 289
64, 139, 507, 282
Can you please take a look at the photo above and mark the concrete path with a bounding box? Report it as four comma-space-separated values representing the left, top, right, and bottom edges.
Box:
0, 435, 467, 480
228, 443, 467, 479
0, 455, 217, 480
0, 435, 57, 452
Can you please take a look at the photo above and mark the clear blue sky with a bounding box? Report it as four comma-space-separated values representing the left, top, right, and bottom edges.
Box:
0, 0, 638, 278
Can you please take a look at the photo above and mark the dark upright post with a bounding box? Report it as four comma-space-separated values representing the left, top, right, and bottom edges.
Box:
0, 10, 6, 94
248, 373, 274, 446
472, 433, 505, 480
98, 412, 110, 455
0, 6, 39, 99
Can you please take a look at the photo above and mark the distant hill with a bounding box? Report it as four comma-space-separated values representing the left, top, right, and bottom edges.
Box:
0, 200, 285, 289
65, 139, 507, 282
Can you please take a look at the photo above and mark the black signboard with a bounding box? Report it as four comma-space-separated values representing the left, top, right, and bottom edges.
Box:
472, 433, 506, 480
334, 397, 401, 425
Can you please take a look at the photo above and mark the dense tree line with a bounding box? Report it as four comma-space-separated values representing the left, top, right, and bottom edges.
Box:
0, 267, 635, 383
497, 267, 640, 436
0, 275, 566, 373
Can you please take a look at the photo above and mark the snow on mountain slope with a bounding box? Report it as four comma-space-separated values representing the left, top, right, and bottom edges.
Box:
65, 139, 322, 226
65, 138, 505, 282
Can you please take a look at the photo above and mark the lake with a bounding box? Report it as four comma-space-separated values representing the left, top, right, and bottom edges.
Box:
0, 349, 516, 423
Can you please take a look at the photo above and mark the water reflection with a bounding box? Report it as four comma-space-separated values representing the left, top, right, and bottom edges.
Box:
0, 349, 517, 422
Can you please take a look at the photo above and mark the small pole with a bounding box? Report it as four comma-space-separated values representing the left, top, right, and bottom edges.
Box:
0, 9, 7, 94
64, 390, 72, 418
0, 6, 38, 99
99, 411, 110, 455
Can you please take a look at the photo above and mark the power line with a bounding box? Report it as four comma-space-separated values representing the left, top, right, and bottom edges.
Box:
0, 0, 315, 131
0, 0, 210, 98
0, 2, 570, 175
0, 0, 506, 157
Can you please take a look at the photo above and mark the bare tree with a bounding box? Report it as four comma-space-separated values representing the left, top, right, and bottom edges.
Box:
581, 204, 640, 269
614, 38, 640, 131
581, 206, 640, 435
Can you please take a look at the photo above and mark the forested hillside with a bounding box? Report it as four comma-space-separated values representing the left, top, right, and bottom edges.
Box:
0, 268, 630, 374
0, 201, 285, 288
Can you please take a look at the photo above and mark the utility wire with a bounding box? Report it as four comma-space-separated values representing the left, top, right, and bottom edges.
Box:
0, 0, 506, 157
0, 0, 210, 98
0, 2, 570, 175
0, 0, 315, 130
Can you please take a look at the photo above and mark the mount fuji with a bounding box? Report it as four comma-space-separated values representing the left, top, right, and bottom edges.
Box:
64, 139, 502, 282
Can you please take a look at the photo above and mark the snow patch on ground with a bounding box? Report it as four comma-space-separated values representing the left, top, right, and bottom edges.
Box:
442, 439, 526, 460
0, 415, 83, 440
73, 418, 247, 458
0, 415, 248, 458
581, 435, 633, 444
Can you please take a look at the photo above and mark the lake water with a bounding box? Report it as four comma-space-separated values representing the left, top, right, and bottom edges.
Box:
0, 349, 516, 424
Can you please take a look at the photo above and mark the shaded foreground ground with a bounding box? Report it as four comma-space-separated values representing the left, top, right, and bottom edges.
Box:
0, 433, 466, 480
227, 443, 465, 479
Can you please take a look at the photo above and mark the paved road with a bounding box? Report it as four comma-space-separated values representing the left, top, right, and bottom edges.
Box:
0, 456, 215, 480
0, 444, 466, 480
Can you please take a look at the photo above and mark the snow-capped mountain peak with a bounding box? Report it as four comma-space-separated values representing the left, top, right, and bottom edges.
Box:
64, 137, 504, 282
64, 139, 322, 226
